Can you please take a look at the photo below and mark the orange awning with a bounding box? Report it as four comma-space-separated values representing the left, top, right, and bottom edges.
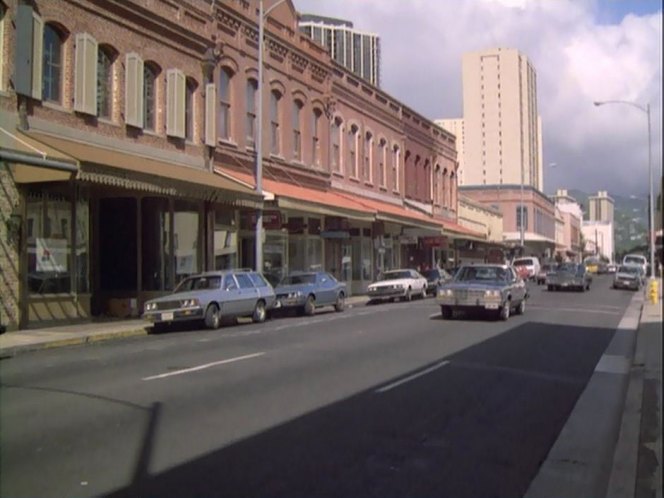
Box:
441, 220, 486, 240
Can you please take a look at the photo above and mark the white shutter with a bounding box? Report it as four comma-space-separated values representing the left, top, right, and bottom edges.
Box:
166, 69, 185, 138
74, 33, 98, 115
125, 53, 144, 128
205, 83, 216, 146
31, 13, 43, 100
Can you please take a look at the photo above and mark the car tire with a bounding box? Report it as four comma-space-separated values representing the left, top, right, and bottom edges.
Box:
252, 300, 267, 323
499, 300, 510, 321
441, 305, 452, 319
303, 295, 316, 316
204, 304, 221, 329
334, 293, 345, 312
516, 299, 526, 315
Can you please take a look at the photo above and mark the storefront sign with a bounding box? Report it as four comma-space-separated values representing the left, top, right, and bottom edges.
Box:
240, 210, 282, 230
320, 230, 350, 239
36, 238, 68, 272
325, 216, 349, 231
421, 236, 448, 248
399, 235, 418, 245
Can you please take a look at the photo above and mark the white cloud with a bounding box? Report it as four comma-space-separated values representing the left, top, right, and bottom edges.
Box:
293, 0, 662, 197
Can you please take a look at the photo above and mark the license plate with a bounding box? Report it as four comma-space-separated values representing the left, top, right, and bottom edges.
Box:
485, 304, 499, 310
161, 312, 174, 321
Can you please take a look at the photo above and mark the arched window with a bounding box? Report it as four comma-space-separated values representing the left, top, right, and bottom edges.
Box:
143, 63, 159, 131
292, 99, 303, 161
434, 165, 441, 205
364, 131, 373, 182
331, 117, 342, 173
378, 138, 387, 187
97, 45, 115, 118
270, 90, 281, 155
246, 79, 257, 145
348, 124, 359, 177
219, 67, 233, 141
442, 168, 448, 207
42, 24, 64, 103
450, 171, 456, 209
392, 145, 400, 192
185, 78, 197, 141
312, 108, 322, 167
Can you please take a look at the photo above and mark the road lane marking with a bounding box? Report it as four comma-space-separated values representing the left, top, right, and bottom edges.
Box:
142, 352, 265, 380
528, 305, 622, 315
375, 360, 449, 393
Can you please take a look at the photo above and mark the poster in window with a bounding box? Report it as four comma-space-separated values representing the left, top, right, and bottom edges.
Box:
36, 238, 68, 272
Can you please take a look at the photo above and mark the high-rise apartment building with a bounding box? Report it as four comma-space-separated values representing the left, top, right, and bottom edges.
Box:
588, 190, 615, 223
298, 14, 381, 87
449, 48, 542, 191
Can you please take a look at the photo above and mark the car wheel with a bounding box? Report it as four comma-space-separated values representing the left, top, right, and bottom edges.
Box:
499, 300, 510, 321
204, 304, 221, 329
252, 300, 267, 323
516, 299, 526, 315
404, 287, 412, 302
441, 305, 452, 319
421, 286, 427, 299
334, 292, 345, 312
302, 295, 316, 316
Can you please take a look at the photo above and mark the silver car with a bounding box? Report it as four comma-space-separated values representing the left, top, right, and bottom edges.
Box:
143, 270, 276, 330
274, 271, 347, 315
437, 264, 528, 320
612, 265, 644, 291
546, 263, 591, 292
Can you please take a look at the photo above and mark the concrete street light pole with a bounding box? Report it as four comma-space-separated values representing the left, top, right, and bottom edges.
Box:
255, 0, 287, 272
594, 100, 655, 278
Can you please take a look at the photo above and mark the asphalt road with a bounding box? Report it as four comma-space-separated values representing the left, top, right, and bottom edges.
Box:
0, 275, 636, 497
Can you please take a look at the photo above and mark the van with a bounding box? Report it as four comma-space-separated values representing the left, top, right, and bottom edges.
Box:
622, 254, 648, 275
512, 256, 541, 280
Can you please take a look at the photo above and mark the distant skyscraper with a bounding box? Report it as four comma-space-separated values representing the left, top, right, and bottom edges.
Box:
298, 14, 381, 87
446, 48, 543, 191
588, 190, 615, 223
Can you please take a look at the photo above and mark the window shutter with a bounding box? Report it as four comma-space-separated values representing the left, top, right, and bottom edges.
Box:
74, 33, 98, 115
205, 83, 216, 146
125, 53, 143, 128
31, 13, 43, 100
166, 69, 185, 138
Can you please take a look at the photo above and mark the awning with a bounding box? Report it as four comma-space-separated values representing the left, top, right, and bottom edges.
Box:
1, 127, 78, 183
336, 193, 442, 231
503, 231, 556, 244
441, 220, 486, 241
217, 168, 375, 221
27, 131, 262, 207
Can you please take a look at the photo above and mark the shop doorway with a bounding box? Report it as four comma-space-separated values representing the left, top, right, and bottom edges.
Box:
98, 197, 137, 295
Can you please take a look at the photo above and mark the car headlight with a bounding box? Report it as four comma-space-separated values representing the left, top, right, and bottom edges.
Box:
439, 289, 453, 297
145, 302, 156, 311
484, 290, 501, 298
181, 299, 199, 308
288, 291, 302, 299
393, 284, 404, 289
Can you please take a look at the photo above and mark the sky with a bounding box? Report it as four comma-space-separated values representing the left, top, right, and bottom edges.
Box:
292, 0, 663, 199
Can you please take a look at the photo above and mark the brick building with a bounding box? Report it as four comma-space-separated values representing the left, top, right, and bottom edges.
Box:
0, 0, 480, 330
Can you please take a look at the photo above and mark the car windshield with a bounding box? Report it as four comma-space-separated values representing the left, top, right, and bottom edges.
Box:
379, 270, 412, 281
619, 265, 642, 274
557, 263, 578, 273
174, 275, 221, 293
512, 259, 532, 267
456, 266, 506, 282
624, 256, 645, 265
280, 274, 316, 285
421, 269, 440, 280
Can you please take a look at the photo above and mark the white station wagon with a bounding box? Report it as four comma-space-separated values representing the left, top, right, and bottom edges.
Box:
367, 269, 428, 303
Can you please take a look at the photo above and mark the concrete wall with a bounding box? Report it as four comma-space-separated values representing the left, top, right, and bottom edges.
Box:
0, 163, 20, 330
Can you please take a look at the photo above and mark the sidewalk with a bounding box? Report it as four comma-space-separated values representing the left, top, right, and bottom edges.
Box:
0, 294, 370, 357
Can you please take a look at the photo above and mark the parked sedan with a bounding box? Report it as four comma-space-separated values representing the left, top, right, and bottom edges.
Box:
274, 271, 346, 315
367, 269, 428, 303
143, 270, 276, 330
421, 268, 453, 296
612, 265, 644, 291
437, 264, 528, 320
546, 263, 591, 292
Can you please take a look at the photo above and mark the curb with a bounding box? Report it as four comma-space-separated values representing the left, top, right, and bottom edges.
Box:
0, 327, 149, 358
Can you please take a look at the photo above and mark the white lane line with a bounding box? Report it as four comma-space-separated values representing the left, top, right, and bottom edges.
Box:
375, 360, 449, 393
142, 352, 265, 381
528, 306, 622, 315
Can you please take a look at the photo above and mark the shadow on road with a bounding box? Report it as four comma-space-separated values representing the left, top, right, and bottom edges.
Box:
106, 321, 615, 498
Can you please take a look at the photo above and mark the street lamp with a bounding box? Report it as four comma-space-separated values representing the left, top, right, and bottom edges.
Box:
255, 0, 287, 272
594, 100, 654, 279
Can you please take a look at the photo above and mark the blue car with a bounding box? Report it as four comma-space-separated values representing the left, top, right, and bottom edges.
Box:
274, 271, 347, 315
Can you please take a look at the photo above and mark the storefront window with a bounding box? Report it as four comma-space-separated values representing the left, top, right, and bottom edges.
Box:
361, 237, 372, 280
307, 238, 323, 270
214, 207, 237, 270
352, 237, 361, 280
174, 200, 200, 285
26, 190, 72, 294
142, 197, 171, 291
75, 193, 90, 293
263, 233, 287, 286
